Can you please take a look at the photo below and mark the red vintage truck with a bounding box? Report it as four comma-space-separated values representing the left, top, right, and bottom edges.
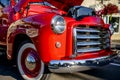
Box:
0, 0, 117, 80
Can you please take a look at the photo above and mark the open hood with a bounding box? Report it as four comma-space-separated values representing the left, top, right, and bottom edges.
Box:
46, 0, 84, 11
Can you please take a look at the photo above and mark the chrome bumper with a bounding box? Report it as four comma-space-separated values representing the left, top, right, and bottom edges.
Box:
48, 54, 117, 73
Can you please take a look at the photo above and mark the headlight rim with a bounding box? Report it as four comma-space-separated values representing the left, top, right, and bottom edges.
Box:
51, 15, 66, 34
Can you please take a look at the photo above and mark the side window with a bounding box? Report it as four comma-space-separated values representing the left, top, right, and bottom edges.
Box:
0, 0, 10, 7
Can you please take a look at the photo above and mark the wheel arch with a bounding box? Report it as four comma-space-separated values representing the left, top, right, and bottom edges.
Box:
6, 19, 40, 60
7, 33, 32, 60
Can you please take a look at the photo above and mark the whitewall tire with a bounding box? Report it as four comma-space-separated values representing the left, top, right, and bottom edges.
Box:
17, 42, 47, 80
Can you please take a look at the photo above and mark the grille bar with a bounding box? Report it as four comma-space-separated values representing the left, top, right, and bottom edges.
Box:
76, 28, 100, 33
77, 47, 101, 53
77, 41, 101, 46
77, 35, 101, 39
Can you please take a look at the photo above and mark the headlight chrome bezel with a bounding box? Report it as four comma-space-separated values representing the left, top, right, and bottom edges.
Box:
51, 15, 66, 34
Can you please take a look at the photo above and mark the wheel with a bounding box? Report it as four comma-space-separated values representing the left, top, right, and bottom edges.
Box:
17, 41, 48, 80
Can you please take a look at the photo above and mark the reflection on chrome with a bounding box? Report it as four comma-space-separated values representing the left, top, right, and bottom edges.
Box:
49, 54, 117, 73
25, 54, 36, 71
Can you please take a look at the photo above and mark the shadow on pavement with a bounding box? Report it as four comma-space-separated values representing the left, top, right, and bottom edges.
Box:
0, 59, 23, 80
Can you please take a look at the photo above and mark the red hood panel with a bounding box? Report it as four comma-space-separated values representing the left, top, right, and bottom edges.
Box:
46, 0, 83, 11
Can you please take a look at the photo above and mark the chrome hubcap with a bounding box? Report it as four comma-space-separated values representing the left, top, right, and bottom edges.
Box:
25, 54, 36, 71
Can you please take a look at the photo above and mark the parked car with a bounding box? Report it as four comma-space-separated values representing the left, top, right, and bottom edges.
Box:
0, 0, 116, 80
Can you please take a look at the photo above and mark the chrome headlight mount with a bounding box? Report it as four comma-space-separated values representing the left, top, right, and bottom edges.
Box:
109, 24, 114, 35
51, 15, 66, 34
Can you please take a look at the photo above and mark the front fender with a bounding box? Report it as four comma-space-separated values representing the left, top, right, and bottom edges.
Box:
7, 13, 67, 63
22, 13, 67, 63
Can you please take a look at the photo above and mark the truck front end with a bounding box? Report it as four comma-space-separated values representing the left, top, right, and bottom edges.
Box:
48, 6, 116, 73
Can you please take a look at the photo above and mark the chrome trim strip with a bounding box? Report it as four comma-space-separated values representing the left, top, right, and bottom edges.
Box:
72, 28, 77, 58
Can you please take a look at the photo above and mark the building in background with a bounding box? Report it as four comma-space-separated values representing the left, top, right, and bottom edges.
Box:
81, 0, 120, 43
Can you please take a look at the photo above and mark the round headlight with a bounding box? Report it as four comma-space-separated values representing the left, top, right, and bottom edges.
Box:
51, 15, 66, 34
109, 24, 114, 35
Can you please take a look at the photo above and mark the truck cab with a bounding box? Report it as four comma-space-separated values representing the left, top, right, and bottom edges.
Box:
0, 0, 117, 80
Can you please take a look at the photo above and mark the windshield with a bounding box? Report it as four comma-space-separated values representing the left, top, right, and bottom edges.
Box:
0, 0, 10, 7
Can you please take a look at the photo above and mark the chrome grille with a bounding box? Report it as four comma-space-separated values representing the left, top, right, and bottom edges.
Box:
73, 26, 110, 54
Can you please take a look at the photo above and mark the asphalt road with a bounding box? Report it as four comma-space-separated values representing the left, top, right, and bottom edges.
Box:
0, 61, 120, 80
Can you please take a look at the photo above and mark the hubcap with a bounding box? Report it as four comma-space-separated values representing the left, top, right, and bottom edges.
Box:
25, 54, 36, 71
21, 48, 41, 77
